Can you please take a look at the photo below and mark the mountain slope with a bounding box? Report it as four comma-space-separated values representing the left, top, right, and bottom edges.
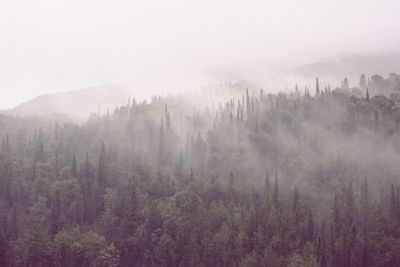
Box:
2, 85, 131, 119
291, 53, 400, 84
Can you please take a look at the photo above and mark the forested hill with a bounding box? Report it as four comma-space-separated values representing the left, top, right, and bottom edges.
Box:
1, 74, 400, 266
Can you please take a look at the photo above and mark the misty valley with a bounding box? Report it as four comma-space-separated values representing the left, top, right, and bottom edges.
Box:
0, 73, 400, 266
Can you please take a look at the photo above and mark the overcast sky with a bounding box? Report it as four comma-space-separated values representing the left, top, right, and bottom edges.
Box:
1, 0, 400, 108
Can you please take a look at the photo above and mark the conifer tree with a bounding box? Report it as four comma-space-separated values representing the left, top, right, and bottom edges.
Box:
50, 191, 62, 235
343, 77, 349, 90
35, 128, 45, 162
246, 89, 251, 118
360, 74, 367, 90
292, 188, 300, 223
71, 151, 78, 179
158, 119, 164, 164
306, 210, 314, 242
165, 104, 171, 131
264, 170, 271, 198
98, 142, 107, 187
332, 194, 340, 238
273, 169, 279, 208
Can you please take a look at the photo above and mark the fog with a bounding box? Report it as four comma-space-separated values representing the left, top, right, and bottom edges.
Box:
1, 0, 400, 108
2, 2, 400, 264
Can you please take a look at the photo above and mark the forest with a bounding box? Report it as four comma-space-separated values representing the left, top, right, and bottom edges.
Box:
1, 73, 400, 267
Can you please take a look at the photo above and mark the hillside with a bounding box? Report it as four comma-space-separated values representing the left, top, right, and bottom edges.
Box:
291, 53, 400, 85
1, 83, 400, 266
1, 85, 131, 119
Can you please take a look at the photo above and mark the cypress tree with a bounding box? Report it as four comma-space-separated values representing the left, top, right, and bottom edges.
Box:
273, 169, 279, 208
360, 74, 367, 90
264, 170, 271, 197
98, 142, 107, 187
9, 205, 18, 240
343, 77, 349, 90
165, 104, 171, 131
50, 191, 62, 235
229, 171, 234, 189
292, 188, 299, 213
71, 151, 78, 179
246, 89, 250, 118
158, 119, 164, 164
35, 128, 45, 162
332, 194, 340, 238
306, 209, 314, 242
4, 133, 10, 154
374, 110, 379, 128
390, 184, 398, 220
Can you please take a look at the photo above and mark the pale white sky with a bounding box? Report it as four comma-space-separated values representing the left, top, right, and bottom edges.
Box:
1, 0, 399, 108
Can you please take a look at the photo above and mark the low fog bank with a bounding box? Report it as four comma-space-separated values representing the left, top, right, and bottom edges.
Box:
4, 52, 400, 120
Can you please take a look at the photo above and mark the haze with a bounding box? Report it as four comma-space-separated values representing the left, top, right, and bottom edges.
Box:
1, 0, 400, 108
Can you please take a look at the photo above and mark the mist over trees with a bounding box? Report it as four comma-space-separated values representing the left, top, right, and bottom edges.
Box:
1, 73, 400, 266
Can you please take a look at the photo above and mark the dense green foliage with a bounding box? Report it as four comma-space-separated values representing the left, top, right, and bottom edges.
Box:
1, 74, 400, 266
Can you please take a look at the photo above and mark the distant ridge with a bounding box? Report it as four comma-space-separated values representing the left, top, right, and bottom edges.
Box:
291, 53, 400, 82
1, 85, 131, 119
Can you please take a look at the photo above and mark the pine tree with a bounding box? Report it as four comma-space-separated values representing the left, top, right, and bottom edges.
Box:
316, 77, 320, 94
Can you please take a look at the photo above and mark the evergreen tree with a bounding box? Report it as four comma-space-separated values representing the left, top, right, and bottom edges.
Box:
165, 104, 171, 131
343, 77, 349, 90
158, 118, 164, 164
264, 170, 271, 200
50, 190, 62, 235
306, 210, 314, 242
35, 127, 45, 162
71, 151, 78, 179
98, 142, 107, 187
273, 169, 279, 208
360, 74, 367, 90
